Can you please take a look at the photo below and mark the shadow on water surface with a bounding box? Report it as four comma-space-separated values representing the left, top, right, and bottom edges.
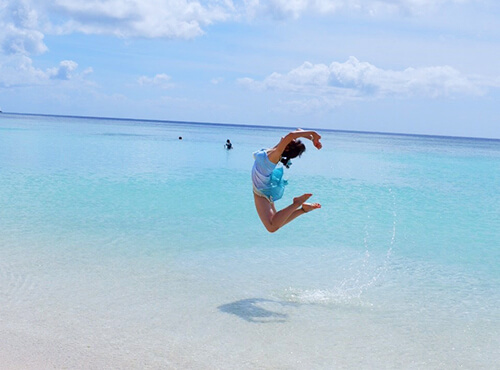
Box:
218, 298, 298, 323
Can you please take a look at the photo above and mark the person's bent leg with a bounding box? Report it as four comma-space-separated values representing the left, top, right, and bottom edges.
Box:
254, 193, 313, 233
280, 202, 321, 227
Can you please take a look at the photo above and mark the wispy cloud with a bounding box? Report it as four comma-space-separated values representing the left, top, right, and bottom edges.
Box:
243, 0, 476, 19
239, 56, 493, 107
211, 77, 224, 85
46, 0, 234, 39
0, 55, 91, 87
0, 0, 48, 56
138, 73, 174, 89
0, 55, 45, 87
47, 60, 78, 80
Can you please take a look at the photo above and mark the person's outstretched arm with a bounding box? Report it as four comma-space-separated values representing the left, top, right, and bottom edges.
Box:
267, 129, 322, 164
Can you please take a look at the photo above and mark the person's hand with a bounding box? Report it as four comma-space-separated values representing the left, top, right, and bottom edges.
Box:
292, 129, 322, 149
313, 138, 322, 149
311, 132, 322, 149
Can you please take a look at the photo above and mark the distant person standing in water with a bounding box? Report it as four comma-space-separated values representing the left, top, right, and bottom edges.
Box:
252, 129, 322, 233
225, 139, 233, 150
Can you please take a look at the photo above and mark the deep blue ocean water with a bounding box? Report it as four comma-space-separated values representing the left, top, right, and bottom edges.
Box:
0, 113, 499, 368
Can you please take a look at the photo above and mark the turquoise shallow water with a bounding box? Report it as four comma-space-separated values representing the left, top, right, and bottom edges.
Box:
0, 113, 499, 368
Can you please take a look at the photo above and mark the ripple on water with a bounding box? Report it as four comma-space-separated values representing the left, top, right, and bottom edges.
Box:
0, 261, 37, 308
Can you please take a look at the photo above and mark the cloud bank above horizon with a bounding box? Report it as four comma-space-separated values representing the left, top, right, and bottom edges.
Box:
239, 57, 496, 106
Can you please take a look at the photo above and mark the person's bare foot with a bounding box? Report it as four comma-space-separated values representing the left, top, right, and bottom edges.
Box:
302, 202, 321, 212
293, 193, 312, 206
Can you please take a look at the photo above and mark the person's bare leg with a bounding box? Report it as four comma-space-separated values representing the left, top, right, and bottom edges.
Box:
280, 202, 321, 227
254, 193, 315, 233
301, 203, 321, 213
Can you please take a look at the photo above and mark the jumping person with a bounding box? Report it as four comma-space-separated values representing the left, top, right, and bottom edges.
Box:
252, 129, 322, 233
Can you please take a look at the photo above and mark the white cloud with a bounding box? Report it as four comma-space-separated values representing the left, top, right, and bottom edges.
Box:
243, 0, 474, 19
47, 60, 78, 80
0, 55, 89, 87
211, 77, 224, 84
239, 57, 491, 105
0, 0, 48, 55
47, 0, 234, 39
138, 73, 174, 89
0, 54, 45, 87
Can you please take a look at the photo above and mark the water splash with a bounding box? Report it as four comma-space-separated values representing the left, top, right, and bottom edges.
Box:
281, 286, 372, 307
281, 187, 398, 307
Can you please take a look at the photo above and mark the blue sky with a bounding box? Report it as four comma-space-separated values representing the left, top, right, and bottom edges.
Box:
1, 0, 499, 138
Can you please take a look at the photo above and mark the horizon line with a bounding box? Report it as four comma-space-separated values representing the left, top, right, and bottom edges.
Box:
2, 111, 499, 142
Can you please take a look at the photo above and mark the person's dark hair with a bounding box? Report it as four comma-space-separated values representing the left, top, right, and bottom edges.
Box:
280, 139, 306, 168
